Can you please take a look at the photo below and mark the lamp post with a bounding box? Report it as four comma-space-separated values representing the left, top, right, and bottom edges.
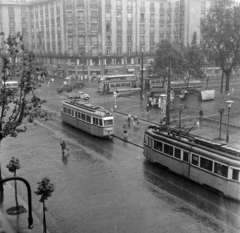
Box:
80, 52, 85, 84
226, 100, 233, 143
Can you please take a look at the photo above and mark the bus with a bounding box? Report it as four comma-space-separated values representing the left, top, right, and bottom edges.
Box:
97, 74, 138, 94
61, 100, 114, 139
144, 125, 240, 201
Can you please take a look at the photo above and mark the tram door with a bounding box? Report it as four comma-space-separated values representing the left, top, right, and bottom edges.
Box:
228, 168, 240, 200
147, 137, 153, 162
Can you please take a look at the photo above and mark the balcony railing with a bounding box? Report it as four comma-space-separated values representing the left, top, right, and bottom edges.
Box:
159, 19, 165, 24
90, 4, 98, 9
117, 41, 122, 45
106, 17, 112, 22
116, 5, 122, 10
127, 29, 133, 34
116, 29, 122, 34
105, 4, 111, 10
77, 3, 84, 8
106, 41, 112, 46
106, 30, 112, 34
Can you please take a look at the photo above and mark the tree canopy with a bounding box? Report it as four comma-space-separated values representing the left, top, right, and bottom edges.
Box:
200, 0, 240, 92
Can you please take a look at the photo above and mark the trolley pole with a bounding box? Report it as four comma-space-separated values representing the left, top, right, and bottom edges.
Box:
140, 52, 144, 100
166, 58, 171, 125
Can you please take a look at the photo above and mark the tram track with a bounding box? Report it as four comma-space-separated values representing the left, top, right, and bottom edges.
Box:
34, 116, 240, 233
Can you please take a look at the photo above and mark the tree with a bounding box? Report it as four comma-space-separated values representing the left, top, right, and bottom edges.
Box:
200, 0, 240, 93
0, 32, 50, 194
6, 157, 20, 211
218, 106, 225, 140
35, 177, 54, 233
181, 33, 206, 86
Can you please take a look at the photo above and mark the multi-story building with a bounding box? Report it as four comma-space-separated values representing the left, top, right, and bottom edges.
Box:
0, 0, 211, 79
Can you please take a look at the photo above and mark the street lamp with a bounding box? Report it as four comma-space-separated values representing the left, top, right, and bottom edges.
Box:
226, 100, 234, 143
80, 52, 85, 84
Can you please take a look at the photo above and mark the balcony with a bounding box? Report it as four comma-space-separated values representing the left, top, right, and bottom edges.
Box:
117, 41, 122, 45
150, 19, 155, 23
159, 31, 164, 36
140, 42, 145, 45
21, 21, 27, 26
140, 30, 145, 34
160, 8, 165, 13
174, 29, 179, 34
140, 7, 145, 11
174, 18, 179, 23
116, 5, 122, 10
78, 17, 85, 21
50, 8, 54, 13
91, 42, 98, 46
9, 22, 15, 26
56, 7, 60, 13
57, 31, 61, 35
67, 29, 73, 34
67, 17, 73, 22
21, 12, 27, 16
51, 19, 55, 24
127, 18, 133, 22
167, 30, 171, 34
106, 41, 112, 46
150, 31, 155, 34
90, 4, 98, 9
150, 41, 155, 45
167, 20, 171, 24
127, 6, 133, 11
106, 17, 112, 22
159, 19, 165, 24
77, 3, 84, 8
51, 31, 55, 35
127, 29, 133, 34
106, 30, 112, 34
175, 7, 179, 11
167, 8, 172, 12
150, 8, 155, 12
116, 29, 122, 34
140, 18, 145, 23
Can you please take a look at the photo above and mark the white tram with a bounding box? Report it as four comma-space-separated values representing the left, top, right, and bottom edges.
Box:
144, 125, 240, 201
61, 100, 114, 138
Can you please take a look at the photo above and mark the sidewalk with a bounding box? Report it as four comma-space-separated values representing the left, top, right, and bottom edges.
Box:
1, 176, 49, 233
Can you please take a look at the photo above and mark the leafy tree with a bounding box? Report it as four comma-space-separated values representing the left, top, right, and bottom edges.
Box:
181, 33, 206, 85
0, 32, 50, 193
6, 157, 20, 210
35, 177, 54, 233
200, 0, 240, 92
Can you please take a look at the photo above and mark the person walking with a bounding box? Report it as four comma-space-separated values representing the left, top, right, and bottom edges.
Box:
123, 122, 128, 140
146, 104, 151, 115
199, 108, 203, 123
60, 139, 69, 155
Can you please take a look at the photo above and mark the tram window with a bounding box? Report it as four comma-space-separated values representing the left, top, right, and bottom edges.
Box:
174, 148, 181, 159
192, 154, 199, 166
126, 83, 130, 87
86, 115, 91, 123
75, 111, 78, 118
121, 83, 125, 87
144, 135, 148, 145
82, 113, 86, 121
164, 144, 173, 156
99, 119, 103, 126
214, 163, 228, 178
154, 140, 162, 152
63, 107, 67, 113
110, 84, 115, 87
104, 119, 113, 126
67, 108, 71, 115
232, 169, 239, 181
72, 110, 74, 116
116, 83, 120, 87
78, 112, 81, 119
200, 157, 213, 172
183, 151, 189, 162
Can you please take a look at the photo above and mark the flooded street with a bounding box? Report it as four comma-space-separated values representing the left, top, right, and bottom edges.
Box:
2, 80, 240, 233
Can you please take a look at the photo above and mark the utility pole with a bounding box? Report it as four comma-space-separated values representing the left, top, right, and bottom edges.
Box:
82, 52, 85, 84
140, 52, 144, 100
166, 58, 171, 125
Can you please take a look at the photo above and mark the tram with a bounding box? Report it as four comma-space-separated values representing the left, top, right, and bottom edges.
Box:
169, 80, 202, 94
97, 74, 138, 94
143, 125, 240, 201
61, 100, 114, 138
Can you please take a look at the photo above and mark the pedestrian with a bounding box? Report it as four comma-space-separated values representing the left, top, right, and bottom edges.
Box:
60, 139, 66, 155
146, 104, 151, 115
123, 122, 128, 140
199, 108, 203, 123
148, 97, 152, 108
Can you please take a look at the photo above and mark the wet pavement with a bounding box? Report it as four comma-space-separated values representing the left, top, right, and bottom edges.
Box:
1, 77, 240, 233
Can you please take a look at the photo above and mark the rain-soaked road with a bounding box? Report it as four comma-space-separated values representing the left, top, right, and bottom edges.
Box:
2, 79, 240, 233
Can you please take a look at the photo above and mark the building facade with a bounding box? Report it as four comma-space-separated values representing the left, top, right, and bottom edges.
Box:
0, 0, 211, 78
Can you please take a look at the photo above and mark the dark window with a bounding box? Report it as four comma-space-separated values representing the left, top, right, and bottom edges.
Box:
174, 148, 181, 159
110, 83, 115, 87
63, 107, 67, 113
72, 110, 74, 116
86, 115, 91, 123
121, 83, 125, 87
78, 112, 81, 118
214, 163, 228, 178
104, 119, 113, 126
99, 119, 103, 126
232, 169, 239, 181
116, 83, 120, 87
164, 144, 173, 156
183, 151, 189, 162
75, 111, 77, 118
126, 82, 130, 87
154, 140, 162, 152
192, 154, 199, 166
82, 113, 86, 121
200, 157, 213, 172
67, 108, 71, 115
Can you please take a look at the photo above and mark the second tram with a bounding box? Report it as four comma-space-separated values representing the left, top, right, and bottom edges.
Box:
61, 100, 114, 138
144, 125, 240, 201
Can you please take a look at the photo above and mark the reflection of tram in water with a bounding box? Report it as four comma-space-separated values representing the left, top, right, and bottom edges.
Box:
61, 100, 114, 138
144, 125, 240, 201
97, 74, 137, 94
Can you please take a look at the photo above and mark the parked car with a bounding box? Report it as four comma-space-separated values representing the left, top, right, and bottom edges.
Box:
56, 85, 73, 93
78, 91, 90, 100
73, 82, 84, 89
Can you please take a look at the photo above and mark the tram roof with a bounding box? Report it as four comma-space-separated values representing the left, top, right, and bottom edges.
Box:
105, 74, 136, 79
170, 80, 201, 84
147, 125, 240, 158
62, 100, 112, 116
